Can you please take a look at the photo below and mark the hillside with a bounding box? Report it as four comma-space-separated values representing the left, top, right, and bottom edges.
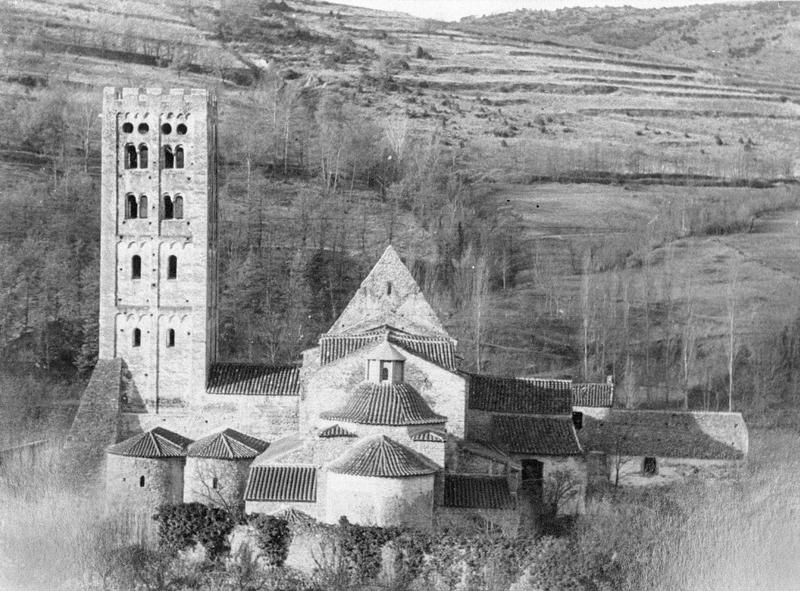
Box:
1, 0, 800, 441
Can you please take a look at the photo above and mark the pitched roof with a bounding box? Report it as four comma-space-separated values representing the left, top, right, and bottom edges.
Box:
490, 415, 582, 455
457, 440, 522, 470
365, 339, 406, 360
252, 434, 307, 465
244, 465, 317, 502
320, 382, 446, 426
319, 327, 457, 370
327, 246, 450, 338
468, 375, 572, 415
318, 424, 358, 438
442, 474, 514, 510
107, 427, 192, 458
187, 429, 268, 459
207, 363, 300, 396
411, 430, 446, 443
572, 382, 614, 407
327, 435, 438, 477
579, 411, 747, 460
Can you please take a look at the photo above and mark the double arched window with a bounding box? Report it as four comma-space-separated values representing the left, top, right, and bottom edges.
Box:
124, 144, 148, 169
163, 195, 184, 220
125, 194, 148, 219
162, 145, 185, 169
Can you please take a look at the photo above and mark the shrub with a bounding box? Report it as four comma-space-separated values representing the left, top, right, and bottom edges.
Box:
248, 514, 292, 567
153, 502, 236, 558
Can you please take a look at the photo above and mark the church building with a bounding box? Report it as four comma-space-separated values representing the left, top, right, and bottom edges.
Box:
64, 88, 749, 534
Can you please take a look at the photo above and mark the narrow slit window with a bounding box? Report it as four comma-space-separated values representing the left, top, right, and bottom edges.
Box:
167, 255, 177, 279
212, 477, 218, 490
163, 145, 174, 169
138, 144, 148, 169
125, 144, 137, 169
133, 328, 141, 347
139, 475, 145, 487
125, 194, 137, 219
173, 195, 183, 219
163, 195, 174, 220
138, 195, 148, 218
167, 329, 175, 347
386, 282, 392, 295
175, 145, 184, 168
131, 255, 141, 279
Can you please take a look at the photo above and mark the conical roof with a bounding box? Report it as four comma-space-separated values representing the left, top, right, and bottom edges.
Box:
365, 338, 406, 361
187, 428, 268, 459
107, 427, 192, 458
327, 246, 450, 338
327, 435, 438, 477
320, 382, 445, 426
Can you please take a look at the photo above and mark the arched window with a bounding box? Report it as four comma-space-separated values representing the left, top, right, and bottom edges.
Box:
125, 194, 137, 219
175, 145, 184, 169
162, 145, 174, 169
167, 329, 175, 347
138, 195, 148, 218
163, 195, 174, 220
167, 255, 177, 279
139, 475, 145, 487
138, 144, 148, 169
174, 195, 183, 219
131, 255, 141, 279
133, 328, 141, 347
125, 144, 137, 169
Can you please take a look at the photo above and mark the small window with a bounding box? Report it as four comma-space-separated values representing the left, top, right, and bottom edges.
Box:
138, 123, 149, 134
139, 144, 148, 169
167, 255, 177, 279
122, 122, 133, 134
174, 195, 183, 219
131, 255, 141, 279
125, 144, 137, 169
139, 475, 145, 487
572, 411, 583, 430
133, 328, 141, 347
212, 477, 218, 490
176, 123, 187, 135
163, 145, 174, 169
125, 194, 138, 219
138, 195, 148, 218
164, 195, 174, 219
167, 329, 175, 347
643, 457, 658, 476
175, 145, 184, 169
161, 123, 172, 135
386, 282, 392, 295
380, 362, 389, 382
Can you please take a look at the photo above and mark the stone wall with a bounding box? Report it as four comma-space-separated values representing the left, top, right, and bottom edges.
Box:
512, 455, 587, 515
606, 455, 742, 487
120, 394, 299, 441
183, 457, 252, 507
106, 454, 184, 513
302, 350, 466, 437
245, 500, 321, 520
434, 507, 519, 536
324, 472, 434, 530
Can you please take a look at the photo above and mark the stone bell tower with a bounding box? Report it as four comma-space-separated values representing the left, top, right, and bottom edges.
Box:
98, 88, 218, 410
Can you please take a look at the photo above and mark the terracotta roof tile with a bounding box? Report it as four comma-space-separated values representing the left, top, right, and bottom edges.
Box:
207, 363, 300, 396
319, 327, 457, 370
579, 411, 747, 460
572, 383, 614, 407
321, 382, 445, 426
443, 474, 514, 510
327, 435, 438, 478
244, 465, 317, 502
318, 424, 358, 438
107, 427, 192, 458
187, 429, 268, 459
491, 415, 582, 455
411, 430, 446, 442
469, 375, 572, 415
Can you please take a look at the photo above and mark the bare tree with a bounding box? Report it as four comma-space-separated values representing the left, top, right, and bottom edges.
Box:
726, 260, 739, 412
542, 469, 579, 514
681, 276, 697, 411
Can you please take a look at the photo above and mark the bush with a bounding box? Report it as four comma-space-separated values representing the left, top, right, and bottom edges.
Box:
153, 503, 237, 558
248, 514, 292, 567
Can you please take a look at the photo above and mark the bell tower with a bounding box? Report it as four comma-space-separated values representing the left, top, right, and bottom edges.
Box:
99, 88, 218, 410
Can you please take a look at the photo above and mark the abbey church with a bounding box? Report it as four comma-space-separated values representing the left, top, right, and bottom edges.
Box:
64, 88, 750, 533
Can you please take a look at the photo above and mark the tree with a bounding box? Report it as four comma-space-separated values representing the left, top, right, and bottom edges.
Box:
726, 259, 739, 412
681, 277, 697, 411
